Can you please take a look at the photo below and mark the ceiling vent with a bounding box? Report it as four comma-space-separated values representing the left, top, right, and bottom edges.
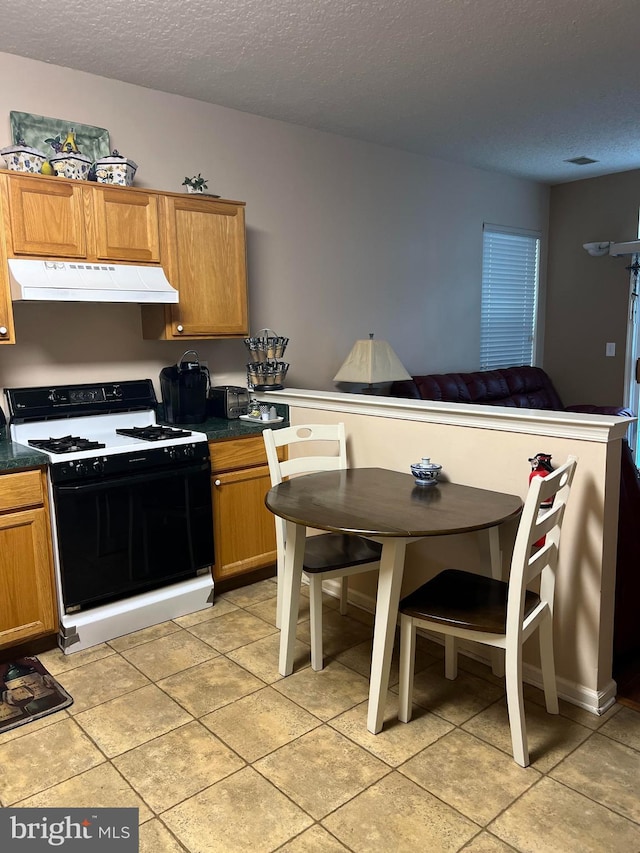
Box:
565, 156, 598, 166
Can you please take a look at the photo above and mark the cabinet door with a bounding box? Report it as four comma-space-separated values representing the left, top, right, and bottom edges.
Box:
7, 174, 87, 257
212, 464, 277, 582
92, 187, 161, 262
160, 195, 248, 338
0, 507, 58, 648
0, 238, 14, 344
0, 270, 14, 344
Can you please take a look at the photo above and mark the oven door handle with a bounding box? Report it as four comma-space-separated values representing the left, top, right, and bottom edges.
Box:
54, 461, 210, 493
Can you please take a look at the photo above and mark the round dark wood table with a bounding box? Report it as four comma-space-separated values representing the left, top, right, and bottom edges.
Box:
266, 467, 523, 733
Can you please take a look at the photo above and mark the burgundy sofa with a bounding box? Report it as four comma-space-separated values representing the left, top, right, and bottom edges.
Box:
391, 364, 640, 673
390, 365, 633, 417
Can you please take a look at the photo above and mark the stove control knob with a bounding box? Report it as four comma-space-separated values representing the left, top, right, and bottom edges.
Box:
183, 444, 195, 457
92, 459, 105, 474
74, 461, 87, 476
167, 447, 179, 460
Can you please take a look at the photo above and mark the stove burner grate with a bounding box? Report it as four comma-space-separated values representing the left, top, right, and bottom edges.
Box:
115, 425, 193, 441
29, 435, 107, 454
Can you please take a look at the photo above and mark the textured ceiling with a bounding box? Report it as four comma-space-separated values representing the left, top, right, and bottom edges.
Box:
1, 0, 639, 184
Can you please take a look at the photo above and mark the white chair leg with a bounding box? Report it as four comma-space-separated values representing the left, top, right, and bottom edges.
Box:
279, 521, 306, 676
339, 577, 349, 614
538, 613, 559, 714
491, 648, 505, 679
505, 644, 528, 767
483, 527, 505, 677
275, 523, 286, 630
444, 636, 458, 680
398, 615, 416, 723
309, 574, 324, 671
275, 554, 284, 630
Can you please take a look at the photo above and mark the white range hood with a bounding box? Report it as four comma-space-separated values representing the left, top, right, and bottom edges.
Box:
8, 258, 179, 304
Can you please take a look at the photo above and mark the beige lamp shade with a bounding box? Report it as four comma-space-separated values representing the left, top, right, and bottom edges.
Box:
333, 334, 411, 384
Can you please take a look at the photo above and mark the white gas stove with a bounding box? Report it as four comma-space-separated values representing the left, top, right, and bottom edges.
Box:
5, 379, 215, 653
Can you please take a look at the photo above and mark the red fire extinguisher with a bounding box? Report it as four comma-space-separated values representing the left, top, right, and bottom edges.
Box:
529, 453, 554, 506
529, 453, 554, 547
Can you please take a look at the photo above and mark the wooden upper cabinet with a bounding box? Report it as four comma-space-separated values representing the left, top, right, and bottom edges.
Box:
2, 172, 161, 264
92, 186, 160, 263
0, 270, 13, 343
0, 189, 15, 343
142, 194, 249, 340
0, 170, 250, 344
7, 174, 86, 258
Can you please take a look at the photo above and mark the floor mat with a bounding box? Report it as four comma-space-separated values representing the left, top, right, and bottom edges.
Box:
0, 656, 73, 736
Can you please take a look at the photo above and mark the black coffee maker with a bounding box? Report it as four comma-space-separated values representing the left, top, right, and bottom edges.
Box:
160, 350, 210, 424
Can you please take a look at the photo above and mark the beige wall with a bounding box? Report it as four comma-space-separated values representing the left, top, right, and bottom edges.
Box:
0, 52, 548, 404
545, 170, 640, 407
277, 390, 629, 711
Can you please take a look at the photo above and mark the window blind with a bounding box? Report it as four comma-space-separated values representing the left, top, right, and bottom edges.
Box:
480, 225, 540, 370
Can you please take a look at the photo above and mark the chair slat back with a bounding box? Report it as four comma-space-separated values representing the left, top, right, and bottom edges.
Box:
506, 456, 578, 637
263, 424, 348, 487
263, 423, 349, 558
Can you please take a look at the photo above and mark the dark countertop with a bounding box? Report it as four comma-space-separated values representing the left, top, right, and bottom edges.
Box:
164, 403, 289, 441
0, 429, 49, 473
0, 406, 290, 474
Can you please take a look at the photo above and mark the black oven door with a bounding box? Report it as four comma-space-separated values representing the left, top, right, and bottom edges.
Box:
52, 460, 214, 612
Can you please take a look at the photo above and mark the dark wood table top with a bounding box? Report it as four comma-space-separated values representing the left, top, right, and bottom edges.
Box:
265, 467, 523, 538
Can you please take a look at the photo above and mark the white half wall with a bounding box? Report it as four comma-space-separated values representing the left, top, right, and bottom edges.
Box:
264, 387, 632, 713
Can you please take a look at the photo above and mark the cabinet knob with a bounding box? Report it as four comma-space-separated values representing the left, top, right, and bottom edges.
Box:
176, 324, 184, 333
0, 326, 7, 336
214, 479, 221, 487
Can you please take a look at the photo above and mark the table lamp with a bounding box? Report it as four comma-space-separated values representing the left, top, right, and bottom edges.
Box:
333, 333, 411, 393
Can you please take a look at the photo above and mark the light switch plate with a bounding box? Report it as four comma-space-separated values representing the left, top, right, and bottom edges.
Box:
606, 342, 616, 357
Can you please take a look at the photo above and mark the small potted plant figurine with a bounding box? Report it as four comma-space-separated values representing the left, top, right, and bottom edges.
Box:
182, 173, 208, 194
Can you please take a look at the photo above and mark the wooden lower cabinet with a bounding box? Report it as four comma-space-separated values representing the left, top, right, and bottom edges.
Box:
0, 470, 58, 648
209, 436, 278, 583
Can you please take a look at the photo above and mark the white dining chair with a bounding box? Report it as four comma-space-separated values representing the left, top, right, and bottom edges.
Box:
397, 455, 578, 767
263, 423, 381, 671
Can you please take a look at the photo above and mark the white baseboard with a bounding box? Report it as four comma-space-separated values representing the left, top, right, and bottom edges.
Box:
319, 577, 617, 716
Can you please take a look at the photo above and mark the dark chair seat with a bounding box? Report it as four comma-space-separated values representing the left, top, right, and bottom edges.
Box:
400, 569, 541, 635
303, 534, 382, 573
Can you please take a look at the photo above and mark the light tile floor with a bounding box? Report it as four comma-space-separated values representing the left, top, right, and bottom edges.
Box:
1, 577, 639, 853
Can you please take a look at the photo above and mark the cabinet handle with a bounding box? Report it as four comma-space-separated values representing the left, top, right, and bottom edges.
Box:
0, 326, 7, 337
176, 324, 184, 333
214, 479, 221, 486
